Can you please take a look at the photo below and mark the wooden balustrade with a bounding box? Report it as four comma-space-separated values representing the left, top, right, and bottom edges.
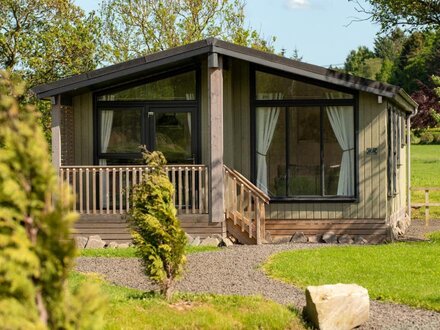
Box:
223, 165, 270, 244
411, 187, 440, 226
59, 165, 209, 215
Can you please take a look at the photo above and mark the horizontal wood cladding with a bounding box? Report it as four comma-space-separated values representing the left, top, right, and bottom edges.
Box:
266, 219, 388, 243
74, 214, 222, 241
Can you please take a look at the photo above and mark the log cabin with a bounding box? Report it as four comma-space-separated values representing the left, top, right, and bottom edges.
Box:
33, 38, 418, 244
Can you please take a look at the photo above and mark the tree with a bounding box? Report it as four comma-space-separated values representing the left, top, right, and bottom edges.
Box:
0, 71, 104, 329
100, 0, 275, 64
129, 148, 187, 300
344, 46, 382, 79
0, 0, 103, 141
351, 0, 440, 32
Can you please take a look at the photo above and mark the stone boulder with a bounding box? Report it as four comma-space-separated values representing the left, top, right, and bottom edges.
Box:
118, 243, 130, 248
354, 236, 368, 245
85, 235, 106, 249
219, 237, 234, 247
190, 236, 201, 246
338, 234, 353, 244
290, 232, 308, 243
304, 283, 369, 330
199, 236, 220, 247
106, 241, 119, 249
74, 236, 88, 249
307, 235, 322, 243
322, 231, 337, 244
185, 233, 194, 245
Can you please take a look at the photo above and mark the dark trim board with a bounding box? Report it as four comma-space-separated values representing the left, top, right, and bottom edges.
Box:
266, 219, 389, 244
33, 38, 417, 112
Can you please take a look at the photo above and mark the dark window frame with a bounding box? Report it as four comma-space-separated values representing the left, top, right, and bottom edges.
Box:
250, 64, 359, 203
93, 66, 201, 165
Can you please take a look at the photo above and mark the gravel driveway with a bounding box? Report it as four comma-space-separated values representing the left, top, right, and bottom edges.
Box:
76, 243, 440, 329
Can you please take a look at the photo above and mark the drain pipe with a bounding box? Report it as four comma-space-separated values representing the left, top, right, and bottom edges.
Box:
407, 106, 418, 223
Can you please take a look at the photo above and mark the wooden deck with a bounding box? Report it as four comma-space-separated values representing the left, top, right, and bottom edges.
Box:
74, 213, 223, 243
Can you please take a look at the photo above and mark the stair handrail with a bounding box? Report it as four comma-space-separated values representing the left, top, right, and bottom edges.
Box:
223, 165, 269, 244
223, 165, 270, 203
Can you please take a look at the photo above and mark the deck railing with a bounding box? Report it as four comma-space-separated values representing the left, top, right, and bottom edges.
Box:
60, 165, 209, 215
411, 187, 440, 226
223, 165, 270, 244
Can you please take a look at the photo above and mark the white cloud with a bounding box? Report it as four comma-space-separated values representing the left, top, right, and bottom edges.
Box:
285, 0, 311, 10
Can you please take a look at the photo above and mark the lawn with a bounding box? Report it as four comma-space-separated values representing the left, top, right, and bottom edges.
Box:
264, 240, 440, 311
411, 144, 440, 219
69, 272, 305, 330
79, 245, 220, 258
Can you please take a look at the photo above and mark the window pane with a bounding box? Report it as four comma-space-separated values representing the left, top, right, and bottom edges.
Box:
100, 108, 141, 153
155, 112, 192, 164
256, 107, 285, 196
324, 106, 354, 196
98, 71, 196, 101
256, 71, 353, 100
288, 107, 321, 196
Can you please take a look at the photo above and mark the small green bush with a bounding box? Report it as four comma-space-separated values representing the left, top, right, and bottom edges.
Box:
426, 231, 440, 242
420, 131, 434, 144
432, 133, 440, 144
410, 131, 421, 144
129, 148, 187, 300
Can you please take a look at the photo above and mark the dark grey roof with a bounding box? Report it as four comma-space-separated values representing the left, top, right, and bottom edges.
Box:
33, 37, 417, 112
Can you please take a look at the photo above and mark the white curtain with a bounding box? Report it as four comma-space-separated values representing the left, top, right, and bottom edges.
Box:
99, 110, 114, 209
186, 93, 194, 136
99, 110, 114, 166
326, 94, 354, 196
256, 93, 283, 194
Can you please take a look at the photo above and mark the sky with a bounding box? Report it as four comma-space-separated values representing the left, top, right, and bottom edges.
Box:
74, 0, 380, 67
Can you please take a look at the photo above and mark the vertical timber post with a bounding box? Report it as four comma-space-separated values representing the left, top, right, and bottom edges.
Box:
52, 95, 62, 172
208, 53, 224, 223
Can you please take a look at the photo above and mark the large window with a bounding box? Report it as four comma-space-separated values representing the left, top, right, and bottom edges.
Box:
96, 69, 198, 165
254, 69, 356, 200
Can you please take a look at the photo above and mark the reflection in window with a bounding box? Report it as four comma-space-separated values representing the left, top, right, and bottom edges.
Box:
98, 71, 196, 101
256, 106, 354, 198
100, 108, 141, 155
155, 112, 192, 164
256, 71, 353, 100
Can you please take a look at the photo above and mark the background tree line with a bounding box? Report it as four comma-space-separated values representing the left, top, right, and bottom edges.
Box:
344, 0, 440, 129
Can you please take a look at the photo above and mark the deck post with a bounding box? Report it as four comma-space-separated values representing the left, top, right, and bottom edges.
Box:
51, 95, 61, 172
208, 53, 224, 222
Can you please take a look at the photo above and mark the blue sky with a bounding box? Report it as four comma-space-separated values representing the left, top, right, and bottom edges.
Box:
75, 0, 380, 67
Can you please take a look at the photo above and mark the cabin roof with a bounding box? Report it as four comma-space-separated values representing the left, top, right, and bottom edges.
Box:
33, 38, 417, 112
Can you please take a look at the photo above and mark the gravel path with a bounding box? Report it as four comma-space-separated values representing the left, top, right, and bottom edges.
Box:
76, 244, 440, 329
403, 219, 440, 240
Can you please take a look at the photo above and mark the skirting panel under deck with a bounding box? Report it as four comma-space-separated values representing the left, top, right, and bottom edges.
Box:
266, 219, 389, 244
74, 214, 223, 243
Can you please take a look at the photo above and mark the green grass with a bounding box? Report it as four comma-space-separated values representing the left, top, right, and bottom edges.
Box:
411, 144, 440, 219
79, 245, 220, 258
426, 231, 440, 242
264, 242, 440, 311
69, 272, 304, 330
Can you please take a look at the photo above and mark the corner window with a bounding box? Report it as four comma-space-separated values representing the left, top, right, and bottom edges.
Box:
254, 69, 356, 200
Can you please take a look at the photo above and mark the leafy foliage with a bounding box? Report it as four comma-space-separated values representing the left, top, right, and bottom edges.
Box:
100, 0, 275, 63
129, 148, 187, 300
352, 0, 440, 32
0, 71, 104, 329
0, 0, 103, 141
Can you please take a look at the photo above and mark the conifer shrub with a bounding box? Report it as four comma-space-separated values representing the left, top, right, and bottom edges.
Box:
129, 148, 187, 300
0, 71, 104, 329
